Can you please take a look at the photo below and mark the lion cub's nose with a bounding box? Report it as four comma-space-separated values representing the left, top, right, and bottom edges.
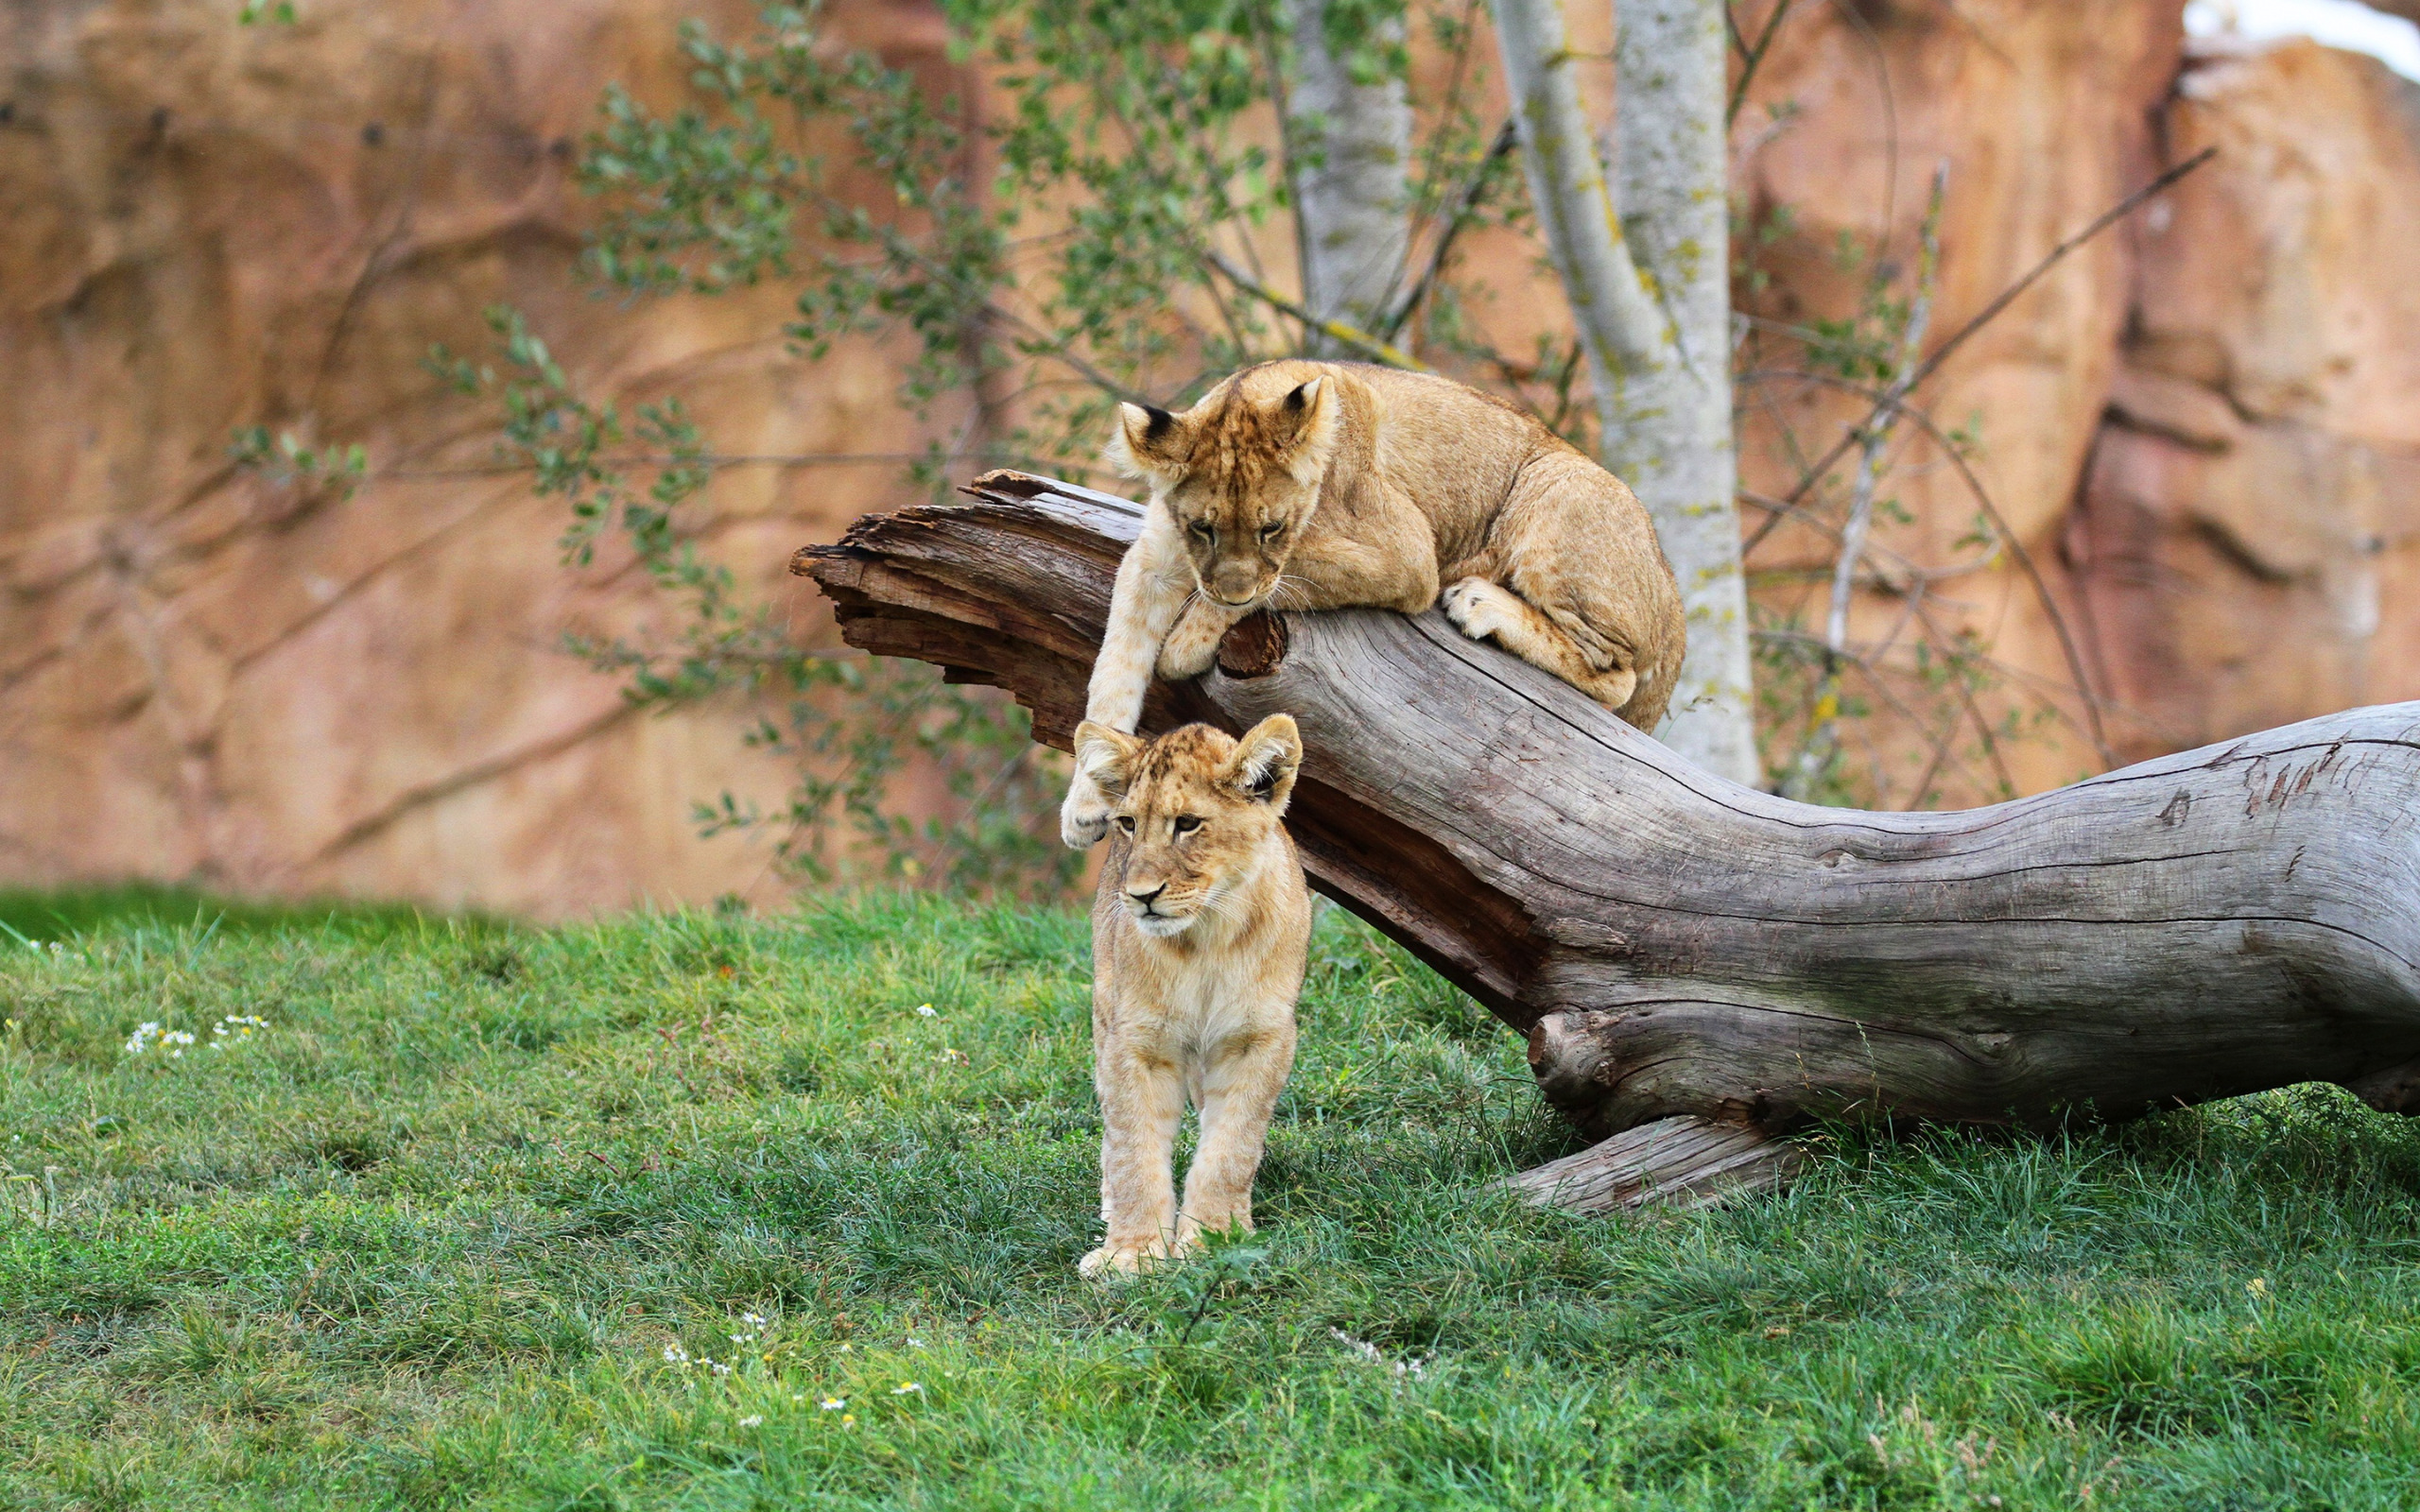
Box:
1128, 884, 1167, 912
1212, 568, 1260, 606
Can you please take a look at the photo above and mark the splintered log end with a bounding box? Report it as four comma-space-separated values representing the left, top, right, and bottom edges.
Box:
1502, 1116, 1804, 1214
962, 468, 1056, 501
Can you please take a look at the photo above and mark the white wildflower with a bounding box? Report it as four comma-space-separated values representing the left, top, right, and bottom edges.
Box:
740, 1312, 768, 1327
664, 1344, 691, 1364
915, 1003, 937, 1018
211, 1014, 270, 1044
1329, 1328, 1431, 1381
907, 1337, 925, 1349
738, 1414, 763, 1428
710, 1362, 732, 1377
820, 1397, 846, 1411
124, 1022, 203, 1059
890, 1381, 922, 1395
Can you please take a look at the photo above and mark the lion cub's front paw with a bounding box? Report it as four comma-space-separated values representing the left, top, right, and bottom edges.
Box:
1060, 773, 1112, 850
1156, 636, 1219, 680
1078, 1241, 1171, 1280
1155, 602, 1229, 680
1442, 576, 1522, 644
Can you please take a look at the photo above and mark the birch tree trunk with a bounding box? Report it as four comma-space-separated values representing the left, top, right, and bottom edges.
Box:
1285, 0, 1414, 341
797, 472, 2420, 1202
1486, 0, 1754, 785
1609, 0, 1751, 784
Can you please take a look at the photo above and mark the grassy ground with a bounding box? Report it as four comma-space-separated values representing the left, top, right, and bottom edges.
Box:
4, 893, 2420, 1509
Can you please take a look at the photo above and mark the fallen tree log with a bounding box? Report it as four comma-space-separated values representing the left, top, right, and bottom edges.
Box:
795, 471, 2420, 1204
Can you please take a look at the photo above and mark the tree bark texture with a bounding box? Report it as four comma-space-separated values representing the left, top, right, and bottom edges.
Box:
796, 472, 2420, 1148
1285, 0, 1413, 339
1486, 0, 1753, 784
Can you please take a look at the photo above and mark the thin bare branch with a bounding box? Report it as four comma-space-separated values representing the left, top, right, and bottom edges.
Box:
1825, 163, 1946, 657
386, 452, 977, 479
1744, 146, 2219, 554
1747, 362, 2120, 768
1885, 396, 2117, 767
1375, 116, 1518, 343
1754, 626, 1980, 800
1727, 0, 1799, 127
1910, 594, 2017, 798
1201, 249, 1428, 369
1779, 163, 1943, 802
1738, 487, 1999, 588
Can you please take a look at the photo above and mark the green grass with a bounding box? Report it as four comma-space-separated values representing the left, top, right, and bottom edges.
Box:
5, 890, 2420, 1509
0, 885, 448, 946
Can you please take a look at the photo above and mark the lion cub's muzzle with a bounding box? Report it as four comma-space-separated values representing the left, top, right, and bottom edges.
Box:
1205, 563, 1274, 609
1124, 881, 1204, 936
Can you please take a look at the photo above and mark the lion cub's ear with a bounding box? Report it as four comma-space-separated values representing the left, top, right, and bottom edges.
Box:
1269, 378, 1340, 486
1074, 721, 1146, 797
1103, 402, 1191, 487
1219, 713, 1304, 811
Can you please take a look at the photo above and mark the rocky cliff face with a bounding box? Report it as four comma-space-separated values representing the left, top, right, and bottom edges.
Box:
2074, 36, 2420, 759
4, 0, 2416, 912
0, 0, 950, 916
1731, 0, 2185, 798
1732, 3, 2420, 797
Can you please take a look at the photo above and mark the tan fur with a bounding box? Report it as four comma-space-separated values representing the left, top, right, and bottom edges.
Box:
1071, 715, 1311, 1278
1063, 361, 1685, 847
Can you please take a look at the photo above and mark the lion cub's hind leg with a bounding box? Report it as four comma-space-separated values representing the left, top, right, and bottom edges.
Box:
1173, 1022, 1298, 1251
1442, 576, 1639, 713
1442, 450, 1678, 726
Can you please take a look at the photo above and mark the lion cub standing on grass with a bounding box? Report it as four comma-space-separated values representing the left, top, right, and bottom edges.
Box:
1072, 713, 1310, 1279
1063, 359, 1685, 848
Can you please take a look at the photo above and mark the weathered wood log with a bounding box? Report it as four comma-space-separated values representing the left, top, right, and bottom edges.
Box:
794, 471, 2420, 1175
1499, 1114, 1806, 1213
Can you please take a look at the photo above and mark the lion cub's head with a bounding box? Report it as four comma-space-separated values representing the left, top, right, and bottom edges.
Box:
1103, 369, 1341, 610
1072, 715, 1304, 939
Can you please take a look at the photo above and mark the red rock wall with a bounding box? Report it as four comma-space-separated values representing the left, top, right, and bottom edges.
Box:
0, 0, 954, 916
1731, 4, 2420, 796
1731, 0, 2185, 797
2072, 36, 2420, 759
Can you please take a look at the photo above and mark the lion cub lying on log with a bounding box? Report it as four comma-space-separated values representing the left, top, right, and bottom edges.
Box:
1062, 359, 1685, 847
1073, 713, 1309, 1279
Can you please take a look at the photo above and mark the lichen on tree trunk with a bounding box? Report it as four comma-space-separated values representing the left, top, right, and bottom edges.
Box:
1284, 0, 1413, 342
1487, 0, 1753, 784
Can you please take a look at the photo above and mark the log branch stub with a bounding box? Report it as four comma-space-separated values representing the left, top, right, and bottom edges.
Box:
1216, 611, 1289, 679
1500, 1116, 1805, 1213
796, 471, 2420, 1160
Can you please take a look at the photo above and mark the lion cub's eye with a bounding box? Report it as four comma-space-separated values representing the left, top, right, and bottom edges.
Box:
1257, 522, 1282, 542
1172, 815, 1202, 834
1117, 816, 1136, 833
1188, 522, 1214, 542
